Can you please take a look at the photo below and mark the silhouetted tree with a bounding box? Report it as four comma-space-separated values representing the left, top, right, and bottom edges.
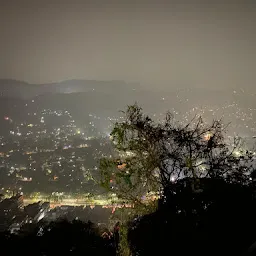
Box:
100, 104, 254, 206
100, 104, 255, 255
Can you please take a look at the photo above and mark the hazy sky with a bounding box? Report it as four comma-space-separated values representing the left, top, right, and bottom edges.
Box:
0, 0, 255, 90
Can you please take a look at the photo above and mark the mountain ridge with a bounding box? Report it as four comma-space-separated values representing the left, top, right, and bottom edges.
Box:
0, 79, 140, 99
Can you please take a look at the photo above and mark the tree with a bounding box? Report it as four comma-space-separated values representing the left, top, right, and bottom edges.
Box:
99, 104, 255, 255
100, 104, 254, 207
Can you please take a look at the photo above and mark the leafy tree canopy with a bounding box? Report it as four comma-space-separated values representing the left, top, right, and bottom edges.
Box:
100, 104, 254, 208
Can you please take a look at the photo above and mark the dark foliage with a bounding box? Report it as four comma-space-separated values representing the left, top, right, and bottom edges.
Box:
99, 104, 256, 255
0, 219, 116, 256
100, 104, 254, 206
128, 178, 256, 256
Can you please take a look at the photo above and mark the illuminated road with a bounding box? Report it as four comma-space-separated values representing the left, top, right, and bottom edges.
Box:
23, 198, 126, 208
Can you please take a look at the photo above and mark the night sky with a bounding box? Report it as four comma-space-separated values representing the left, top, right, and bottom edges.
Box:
0, 0, 255, 91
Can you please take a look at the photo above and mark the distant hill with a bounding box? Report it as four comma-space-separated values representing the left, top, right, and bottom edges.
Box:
0, 79, 251, 107
0, 79, 255, 137
0, 79, 141, 99
0, 79, 255, 125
